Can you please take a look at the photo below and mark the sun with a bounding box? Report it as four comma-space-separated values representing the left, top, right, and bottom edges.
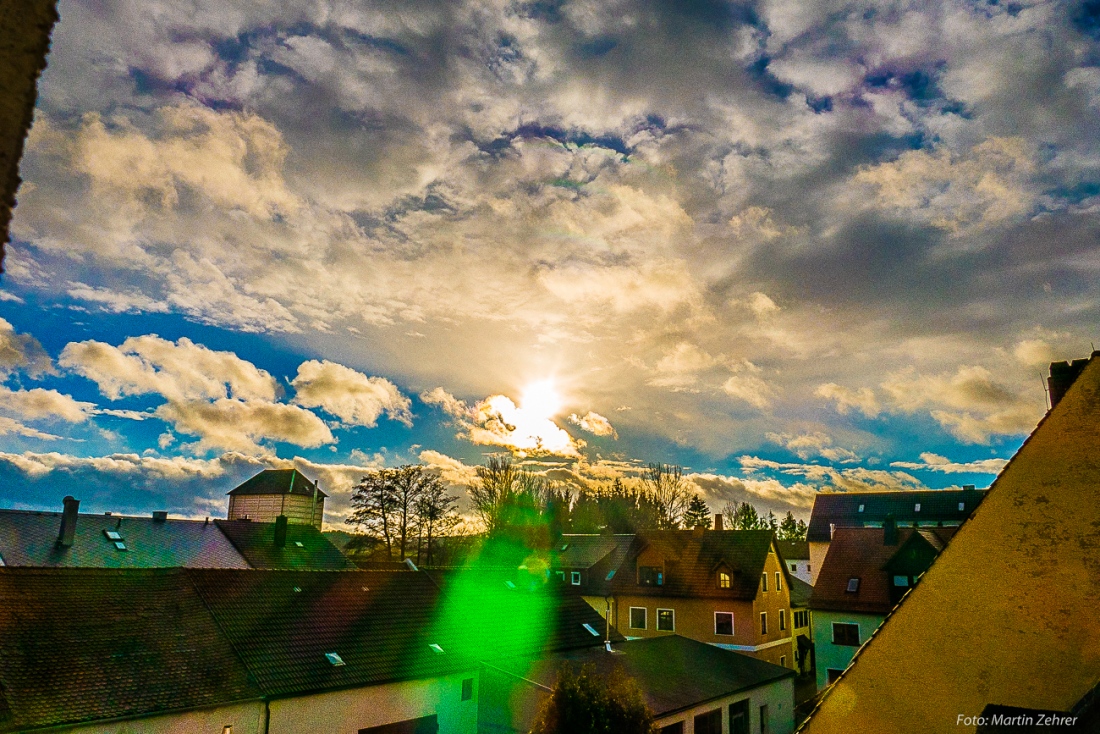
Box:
520, 379, 562, 420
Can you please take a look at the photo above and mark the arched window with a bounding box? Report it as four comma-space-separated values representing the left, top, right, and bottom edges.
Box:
718, 571, 731, 589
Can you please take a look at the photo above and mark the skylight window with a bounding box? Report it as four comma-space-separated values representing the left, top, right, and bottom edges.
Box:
325, 652, 345, 666
958, 502, 965, 511
560, 543, 569, 551
293, 586, 302, 592
505, 580, 516, 589
104, 530, 122, 541
847, 578, 860, 593
429, 644, 445, 655
582, 623, 600, 636
858, 504, 864, 513
915, 503, 921, 512
294, 541, 304, 547
605, 570, 616, 581
113, 541, 127, 551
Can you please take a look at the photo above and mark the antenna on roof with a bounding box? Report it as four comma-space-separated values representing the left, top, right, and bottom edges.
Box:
310, 478, 319, 530
1041, 372, 1050, 411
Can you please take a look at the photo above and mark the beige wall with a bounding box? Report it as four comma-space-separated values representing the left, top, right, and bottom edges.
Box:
228, 494, 323, 529
808, 542, 829, 586
269, 672, 478, 734
45, 701, 265, 734
655, 677, 795, 734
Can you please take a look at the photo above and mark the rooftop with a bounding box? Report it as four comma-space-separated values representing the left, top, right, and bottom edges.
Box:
227, 468, 328, 498
213, 519, 353, 570
806, 487, 986, 543
0, 509, 250, 569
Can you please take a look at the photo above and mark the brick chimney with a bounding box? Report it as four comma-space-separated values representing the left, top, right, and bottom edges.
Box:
274, 514, 288, 548
57, 496, 79, 547
714, 513, 724, 531
1048, 356, 1094, 408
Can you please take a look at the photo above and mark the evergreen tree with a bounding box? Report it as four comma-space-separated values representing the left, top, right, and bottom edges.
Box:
530, 665, 656, 734
777, 511, 807, 541
682, 493, 712, 529
729, 501, 763, 530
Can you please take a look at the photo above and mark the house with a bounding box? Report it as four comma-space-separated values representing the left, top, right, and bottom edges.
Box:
805, 486, 985, 585
777, 541, 812, 585
556, 528, 798, 670
227, 468, 327, 528
480, 635, 796, 734
0, 565, 615, 733
798, 354, 1100, 733
788, 575, 814, 678
0, 496, 351, 570
808, 523, 956, 691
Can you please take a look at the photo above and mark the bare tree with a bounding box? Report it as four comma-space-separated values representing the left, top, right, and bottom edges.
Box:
414, 473, 459, 565
641, 463, 690, 529
468, 455, 521, 535
348, 465, 456, 561
346, 469, 399, 558
468, 455, 562, 536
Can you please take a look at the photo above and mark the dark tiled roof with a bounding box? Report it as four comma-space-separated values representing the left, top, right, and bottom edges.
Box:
777, 539, 809, 560
806, 488, 985, 542
493, 635, 793, 718
608, 530, 777, 600
553, 534, 635, 569
0, 510, 250, 568
809, 527, 956, 614
228, 468, 327, 498
788, 576, 814, 608
214, 520, 354, 570
0, 568, 261, 732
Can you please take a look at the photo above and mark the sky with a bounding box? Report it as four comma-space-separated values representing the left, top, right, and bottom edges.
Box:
1, 0, 1098, 527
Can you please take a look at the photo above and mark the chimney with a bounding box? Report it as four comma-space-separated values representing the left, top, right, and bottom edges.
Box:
883, 514, 898, 546
57, 496, 79, 547
274, 514, 288, 548
714, 513, 724, 531
1048, 358, 1091, 408
152, 511, 168, 523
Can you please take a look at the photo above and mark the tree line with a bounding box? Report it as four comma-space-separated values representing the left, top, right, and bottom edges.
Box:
344, 457, 807, 562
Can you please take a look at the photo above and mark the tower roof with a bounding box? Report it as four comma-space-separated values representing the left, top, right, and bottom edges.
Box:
227, 469, 327, 498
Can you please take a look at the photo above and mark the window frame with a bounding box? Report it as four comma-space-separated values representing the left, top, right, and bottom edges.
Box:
714, 611, 735, 636
760, 611, 768, 635
775, 571, 782, 591
761, 573, 768, 592
693, 709, 722, 734
717, 570, 731, 589
656, 608, 675, 632
780, 655, 786, 668
629, 606, 647, 630
779, 609, 786, 631
846, 577, 860, 593
461, 678, 474, 701
570, 571, 581, 586
832, 622, 860, 646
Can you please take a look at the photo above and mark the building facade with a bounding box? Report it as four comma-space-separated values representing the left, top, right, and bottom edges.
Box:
227, 468, 326, 529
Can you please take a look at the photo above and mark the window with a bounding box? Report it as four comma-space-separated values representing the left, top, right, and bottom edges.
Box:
660, 723, 684, 734
657, 608, 675, 632
639, 566, 663, 586
760, 704, 769, 734
693, 709, 722, 734
761, 573, 768, 592
718, 571, 731, 588
846, 577, 860, 593
582, 623, 600, 637
794, 610, 809, 628
775, 572, 782, 591
461, 678, 473, 701
826, 668, 845, 685
555, 571, 565, 581
959, 502, 965, 511
789, 563, 797, 573
780, 655, 787, 667
629, 607, 647, 630
729, 700, 749, 734
858, 503, 865, 513
832, 622, 860, 646
893, 575, 910, 587
779, 609, 786, 631
915, 502, 921, 512
760, 612, 768, 635
715, 612, 734, 636
570, 571, 581, 586
104, 530, 122, 541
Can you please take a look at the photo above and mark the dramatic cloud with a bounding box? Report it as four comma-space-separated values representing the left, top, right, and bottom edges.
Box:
890, 452, 1009, 475
156, 398, 333, 455
0, 386, 93, 423
567, 411, 618, 439
291, 360, 412, 427
816, 383, 881, 418
766, 431, 859, 463
59, 335, 278, 403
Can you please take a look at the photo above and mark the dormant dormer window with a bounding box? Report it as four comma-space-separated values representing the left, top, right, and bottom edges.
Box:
639, 566, 663, 586
718, 571, 731, 588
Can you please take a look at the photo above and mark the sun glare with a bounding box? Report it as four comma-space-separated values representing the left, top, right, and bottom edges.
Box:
520, 379, 562, 420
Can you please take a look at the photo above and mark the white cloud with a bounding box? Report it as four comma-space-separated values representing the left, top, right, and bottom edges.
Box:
739, 455, 924, 493
0, 386, 93, 423
64, 283, 172, 314
419, 449, 479, 486
722, 360, 775, 410
890, 452, 1008, 475
766, 431, 859, 463
0, 417, 64, 441
0, 318, 52, 376
291, 359, 412, 427
567, 411, 618, 438
155, 398, 334, 455
816, 383, 881, 418
0, 450, 233, 479
60, 335, 278, 403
